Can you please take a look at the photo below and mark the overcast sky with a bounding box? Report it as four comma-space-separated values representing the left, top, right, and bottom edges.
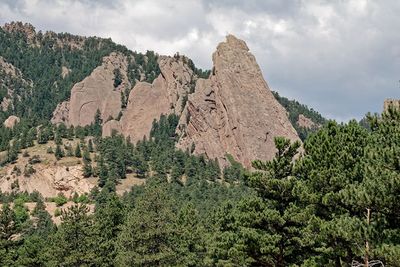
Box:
1, 0, 399, 121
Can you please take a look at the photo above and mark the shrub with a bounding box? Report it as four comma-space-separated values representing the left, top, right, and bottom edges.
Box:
47, 147, 54, 154
54, 193, 68, 207
28, 155, 41, 164
24, 164, 36, 177
54, 208, 61, 217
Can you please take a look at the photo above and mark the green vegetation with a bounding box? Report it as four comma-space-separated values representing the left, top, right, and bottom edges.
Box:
0, 108, 399, 266
0, 26, 162, 153
273, 91, 327, 140
0, 24, 398, 267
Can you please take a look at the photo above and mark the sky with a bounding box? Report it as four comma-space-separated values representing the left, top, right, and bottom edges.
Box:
1, 0, 400, 121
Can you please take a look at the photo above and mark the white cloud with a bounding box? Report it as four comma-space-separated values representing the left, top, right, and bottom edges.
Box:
1, 0, 400, 121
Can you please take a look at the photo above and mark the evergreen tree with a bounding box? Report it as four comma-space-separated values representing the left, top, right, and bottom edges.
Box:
93, 193, 124, 266
82, 158, 93, 178
295, 121, 369, 265
74, 143, 81, 158
0, 203, 18, 265
88, 139, 94, 153
6, 144, 18, 163
98, 156, 108, 187
54, 144, 64, 160
54, 133, 62, 146
82, 146, 91, 162
210, 138, 312, 266
46, 204, 95, 266
116, 179, 180, 266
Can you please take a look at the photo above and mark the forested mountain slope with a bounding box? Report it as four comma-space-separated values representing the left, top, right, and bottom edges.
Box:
0, 21, 399, 266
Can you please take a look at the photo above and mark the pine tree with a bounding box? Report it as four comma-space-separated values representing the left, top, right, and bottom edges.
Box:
92, 193, 124, 266
55, 144, 64, 160
82, 158, 93, 178
0, 203, 18, 265
132, 152, 148, 178
82, 146, 91, 162
211, 137, 311, 266
116, 180, 180, 266
45, 204, 95, 266
88, 139, 94, 153
54, 133, 62, 145
295, 121, 369, 265
98, 156, 108, 187
7, 144, 18, 163
74, 143, 81, 158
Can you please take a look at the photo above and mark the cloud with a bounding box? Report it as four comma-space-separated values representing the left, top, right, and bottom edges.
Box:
0, 0, 399, 121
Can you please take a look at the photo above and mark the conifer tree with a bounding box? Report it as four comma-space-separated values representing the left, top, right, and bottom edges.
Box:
55, 144, 64, 160
116, 179, 180, 266
74, 143, 81, 158
46, 204, 95, 266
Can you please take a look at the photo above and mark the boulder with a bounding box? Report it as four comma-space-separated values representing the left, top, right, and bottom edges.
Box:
3, 115, 20, 128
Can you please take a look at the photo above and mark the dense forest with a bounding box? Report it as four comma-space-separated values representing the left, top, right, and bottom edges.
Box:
0, 106, 400, 266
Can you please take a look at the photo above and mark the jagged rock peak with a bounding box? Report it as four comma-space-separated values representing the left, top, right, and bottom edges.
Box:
103, 54, 197, 142
177, 34, 300, 168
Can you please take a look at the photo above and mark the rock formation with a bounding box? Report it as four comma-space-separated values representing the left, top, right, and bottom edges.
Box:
297, 114, 318, 129
176, 35, 300, 168
3, 115, 20, 128
51, 34, 300, 168
61, 66, 71, 79
102, 55, 196, 142
102, 119, 122, 137
0, 56, 20, 77
0, 56, 30, 111
2, 22, 37, 45
0, 164, 94, 198
52, 52, 130, 126
51, 101, 70, 125
384, 98, 400, 112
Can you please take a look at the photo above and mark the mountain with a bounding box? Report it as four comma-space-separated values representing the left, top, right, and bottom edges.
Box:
0, 21, 324, 167
1, 22, 399, 267
52, 35, 300, 167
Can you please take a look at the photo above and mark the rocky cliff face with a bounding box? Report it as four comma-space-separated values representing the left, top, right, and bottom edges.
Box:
176, 35, 299, 168
102, 55, 196, 142
52, 52, 130, 126
0, 56, 30, 111
52, 34, 300, 168
0, 164, 94, 198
